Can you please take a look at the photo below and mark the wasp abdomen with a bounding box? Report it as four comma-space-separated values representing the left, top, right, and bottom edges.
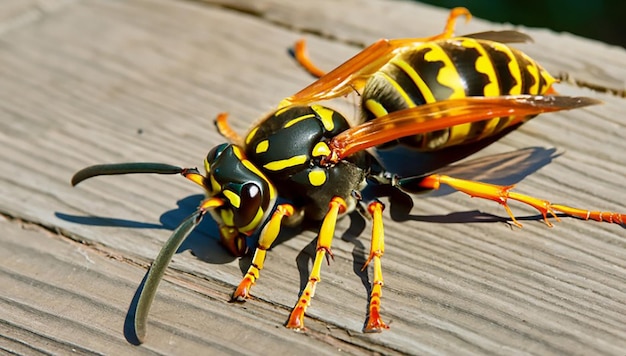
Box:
362, 38, 556, 150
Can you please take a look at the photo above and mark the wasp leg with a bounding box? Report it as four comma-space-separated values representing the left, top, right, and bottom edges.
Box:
437, 7, 472, 40
291, 7, 470, 81
414, 174, 625, 227
293, 39, 326, 79
231, 204, 295, 301
284, 8, 471, 107
214, 112, 244, 146
362, 200, 390, 332
286, 196, 347, 330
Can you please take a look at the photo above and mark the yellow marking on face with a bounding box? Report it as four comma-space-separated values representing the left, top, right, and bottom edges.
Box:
423, 43, 465, 99
209, 175, 221, 194
203, 158, 211, 173
284, 114, 315, 128
392, 58, 436, 103
223, 190, 241, 208
239, 208, 265, 234
365, 98, 389, 118
256, 140, 269, 154
245, 127, 259, 145
263, 155, 308, 171
311, 142, 331, 157
460, 39, 499, 96
308, 169, 327, 187
239, 159, 277, 199
311, 105, 335, 131
231, 145, 245, 160
220, 209, 234, 227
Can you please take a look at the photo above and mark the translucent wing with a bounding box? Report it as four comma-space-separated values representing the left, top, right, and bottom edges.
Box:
326, 95, 601, 161
461, 30, 533, 43
283, 8, 474, 107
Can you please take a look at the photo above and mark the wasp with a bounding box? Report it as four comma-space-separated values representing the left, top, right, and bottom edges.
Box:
71, 8, 624, 343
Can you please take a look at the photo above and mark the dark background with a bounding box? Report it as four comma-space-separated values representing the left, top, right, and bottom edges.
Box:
414, 0, 625, 48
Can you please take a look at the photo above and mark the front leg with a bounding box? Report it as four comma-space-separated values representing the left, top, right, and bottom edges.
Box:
286, 197, 347, 330
231, 204, 295, 301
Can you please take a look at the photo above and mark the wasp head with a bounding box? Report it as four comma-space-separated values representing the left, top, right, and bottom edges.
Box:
201, 143, 276, 256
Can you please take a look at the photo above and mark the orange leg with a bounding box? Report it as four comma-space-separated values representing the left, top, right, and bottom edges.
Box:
292, 7, 470, 80
214, 112, 244, 146
231, 204, 295, 301
436, 7, 472, 40
286, 197, 347, 330
293, 39, 327, 79
284, 7, 471, 107
418, 174, 625, 227
362, 200, 389, 332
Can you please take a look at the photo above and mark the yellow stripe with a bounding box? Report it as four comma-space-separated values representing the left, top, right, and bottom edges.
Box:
522, 53, 540, 94
447, 123, 471, 145
263, 155, 307, 171
284, 114, 315, 128
365, 98, 389, 118
203, 159, 211, 175
245, 127, 258, 145
491, 42, 522, 95
233, 144, 277, 199
231, 145, 245, 159
392, 58, 436, 103
209, 175, 221, 193
539, 68, 556, 94
223, 190, 241, 208
381, 71, 416, 107
422, 43, 465, 99
311, 105, 335, 131
461, 39, 499, 96
276, 100, 293, 111
472, 40, 502, 138
240, 159, 276, 199
426, 41, 469, 144
255, 140, 269, 154
479, 42, 522, 138
239, 208, 264, 234
481, 118, 504, 139
220, 209, 234, 227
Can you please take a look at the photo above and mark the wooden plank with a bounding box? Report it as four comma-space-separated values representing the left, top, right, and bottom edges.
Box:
0, 0, 624, 354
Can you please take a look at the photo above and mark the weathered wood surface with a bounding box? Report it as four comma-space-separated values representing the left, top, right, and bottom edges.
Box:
1, 0, 625, 354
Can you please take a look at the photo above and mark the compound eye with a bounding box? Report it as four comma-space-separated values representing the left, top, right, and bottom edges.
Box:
234, 182, 262, 227
206, 143, 229, 165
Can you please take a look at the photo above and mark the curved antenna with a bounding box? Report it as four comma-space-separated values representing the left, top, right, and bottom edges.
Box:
133, 197, 224, 343
133, 209, 203, 343
71, 163, 184, 186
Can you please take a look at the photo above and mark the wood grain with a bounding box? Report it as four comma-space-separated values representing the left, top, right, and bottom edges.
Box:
0, 0, 625, 354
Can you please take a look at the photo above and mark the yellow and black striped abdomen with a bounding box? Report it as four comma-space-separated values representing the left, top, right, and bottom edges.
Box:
361, 37, 556, 151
